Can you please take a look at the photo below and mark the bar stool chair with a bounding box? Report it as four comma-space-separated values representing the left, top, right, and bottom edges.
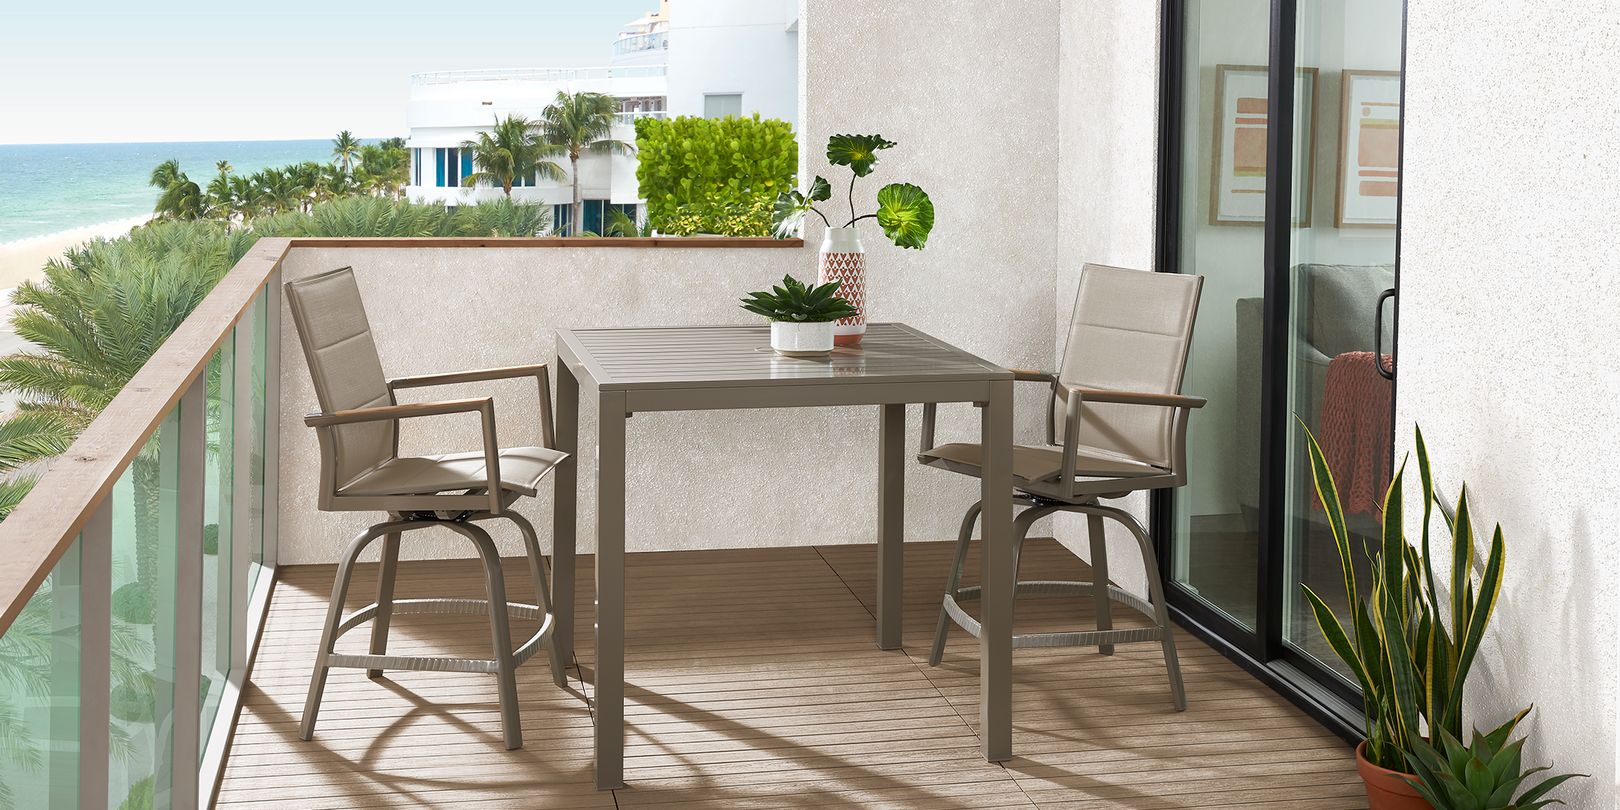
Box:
918, 263, 1204, 710
285, 266, 568, 750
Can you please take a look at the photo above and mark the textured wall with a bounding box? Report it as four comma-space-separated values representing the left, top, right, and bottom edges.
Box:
278, 0, 1061, 564
1049, 0, 1163, 599
1398, 2, 1620, 804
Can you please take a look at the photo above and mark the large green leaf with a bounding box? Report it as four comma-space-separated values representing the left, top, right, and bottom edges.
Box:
875, 183, 934, 250
825, 134, 895, 177
771, 177, 832, 239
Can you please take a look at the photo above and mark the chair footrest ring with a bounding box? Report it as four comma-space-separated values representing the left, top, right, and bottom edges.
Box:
325, 599, 553, 674
942, 581, 1167, 650
952, 580, 1157, 619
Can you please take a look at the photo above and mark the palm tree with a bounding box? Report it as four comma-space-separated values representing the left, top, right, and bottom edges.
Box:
205, 161, 235, 225
332, 130, 362, 174
460, 114, 566, 199
228, 175, 258, 223
357, 144, 410, 198
537, 92, 633, 234
149, 159, 204, 221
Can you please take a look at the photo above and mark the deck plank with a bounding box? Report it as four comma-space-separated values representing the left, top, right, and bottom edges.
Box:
215, 540, 1362, 808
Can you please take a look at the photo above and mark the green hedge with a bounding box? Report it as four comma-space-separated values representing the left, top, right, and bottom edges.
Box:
635, 114, 797, 236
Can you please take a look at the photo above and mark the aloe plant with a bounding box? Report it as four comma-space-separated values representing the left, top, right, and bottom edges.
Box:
772, 134, 935, 249
1300, 423, 1505, 771
1404, 708, 1585, 809
739, 275, 858, 323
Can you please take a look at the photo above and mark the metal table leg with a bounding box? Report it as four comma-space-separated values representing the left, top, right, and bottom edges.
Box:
980, 379, 1013, 762
553, 362, 578, 664
595, 390, 627, 789
877, 403, 906, 649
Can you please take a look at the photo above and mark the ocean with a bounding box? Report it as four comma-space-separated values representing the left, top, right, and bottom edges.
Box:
0, 140, 335, 243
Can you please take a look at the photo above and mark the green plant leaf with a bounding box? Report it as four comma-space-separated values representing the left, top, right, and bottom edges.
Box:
875, 183, 934, 250
740, 274, 857, 323
825, 134, 896, 177
808, 175, 832, 202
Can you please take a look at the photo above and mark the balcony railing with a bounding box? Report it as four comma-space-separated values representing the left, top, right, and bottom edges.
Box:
614, 110, 668, 125
612, 31, 669, 57
410, 66, 668, 86
0, 239, 288, 810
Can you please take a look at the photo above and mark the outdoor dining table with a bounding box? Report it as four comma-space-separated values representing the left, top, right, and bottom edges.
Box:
551, 322, 1017, 789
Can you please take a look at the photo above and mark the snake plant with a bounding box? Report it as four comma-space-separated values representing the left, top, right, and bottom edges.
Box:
739, 275, 858, 323
1300, 423, 1505, 771
1404, 708, 1585, 809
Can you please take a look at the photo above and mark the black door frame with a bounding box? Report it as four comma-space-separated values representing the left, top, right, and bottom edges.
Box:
1151, 0, 1407, 743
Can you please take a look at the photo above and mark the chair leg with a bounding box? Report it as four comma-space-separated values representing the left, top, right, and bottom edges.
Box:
930, 501, 981, 667
302, 520, 403, 741
1086, 514, 1114, 656
367, 525, 402, 679
448, 521, 524, 749
502, 511, 568, 688
1087, 503, 1186, 711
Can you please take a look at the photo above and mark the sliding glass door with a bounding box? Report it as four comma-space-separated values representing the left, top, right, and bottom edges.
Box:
1281, 0, 1403, 681
1158, 0, 1405, 719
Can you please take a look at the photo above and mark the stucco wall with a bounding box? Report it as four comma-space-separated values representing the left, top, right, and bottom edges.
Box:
279, 0, 1061, 564
1397, 1, 1620, 804
1049, 0, 1162, 599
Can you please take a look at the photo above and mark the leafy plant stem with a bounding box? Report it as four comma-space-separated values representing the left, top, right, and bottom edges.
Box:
846, 213, 878, 226
848, 173, 857, 225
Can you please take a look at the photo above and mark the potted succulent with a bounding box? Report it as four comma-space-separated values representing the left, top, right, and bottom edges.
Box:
740, 274, 859, 357
1300, 423, 1513, 810
772, 134, 935, 346
1403, 707, 1585, 810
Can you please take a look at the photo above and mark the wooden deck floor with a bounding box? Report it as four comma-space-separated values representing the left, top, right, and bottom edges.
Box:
216, 539, 1365, 809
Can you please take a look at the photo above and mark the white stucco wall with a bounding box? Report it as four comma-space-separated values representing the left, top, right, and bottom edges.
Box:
1397, 2, 1620, 805
279, 0, 1060, 564
665, 0, 799, 125
1048, 0, 1162, 600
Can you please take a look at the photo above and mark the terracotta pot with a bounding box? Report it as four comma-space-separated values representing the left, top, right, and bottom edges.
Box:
1356, 741, 1431, 810
817, 226, 866, 346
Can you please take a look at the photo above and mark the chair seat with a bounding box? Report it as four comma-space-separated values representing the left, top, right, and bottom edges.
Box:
339, 446, 567, 498
919, 442, 1163, 485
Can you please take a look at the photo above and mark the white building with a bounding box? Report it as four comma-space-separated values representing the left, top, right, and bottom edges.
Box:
403, 0, 799, 235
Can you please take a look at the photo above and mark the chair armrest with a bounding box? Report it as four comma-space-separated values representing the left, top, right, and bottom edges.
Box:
1060, 385, 1207, 409
305, 397, 503, 513
388, 363, 555, 449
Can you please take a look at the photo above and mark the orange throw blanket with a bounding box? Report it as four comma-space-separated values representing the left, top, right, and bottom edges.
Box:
1315, 351, 1394, 517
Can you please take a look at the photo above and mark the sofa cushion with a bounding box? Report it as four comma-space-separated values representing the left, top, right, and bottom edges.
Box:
1302, 263, 1395, 358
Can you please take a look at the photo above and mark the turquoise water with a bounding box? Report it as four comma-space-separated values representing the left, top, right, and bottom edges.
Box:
0, 140, 334, 243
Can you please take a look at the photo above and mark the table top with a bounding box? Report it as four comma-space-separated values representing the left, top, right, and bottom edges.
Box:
557, 323, 1010, 391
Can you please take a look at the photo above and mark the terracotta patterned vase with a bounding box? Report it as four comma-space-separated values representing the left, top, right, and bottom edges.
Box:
817, 226, 866, 346
1355, 742, 1432, 810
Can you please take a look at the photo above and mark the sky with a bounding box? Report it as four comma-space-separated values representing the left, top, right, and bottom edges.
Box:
0, 0, 655, 145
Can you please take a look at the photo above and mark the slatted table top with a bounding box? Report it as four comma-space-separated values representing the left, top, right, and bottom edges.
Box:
557, 323, 1010, 391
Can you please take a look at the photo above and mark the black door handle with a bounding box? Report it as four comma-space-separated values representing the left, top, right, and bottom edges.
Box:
1374, 288, 1395, 381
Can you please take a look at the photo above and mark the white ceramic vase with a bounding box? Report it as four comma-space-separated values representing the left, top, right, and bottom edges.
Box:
817, 226, 867, 346
770, 321, 835, 357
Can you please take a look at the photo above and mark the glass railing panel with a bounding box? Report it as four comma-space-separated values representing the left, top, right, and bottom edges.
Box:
108, 407, 179, 810
0, 538, 82, 809
199, 340, 233, 753
247, 292, 268, 590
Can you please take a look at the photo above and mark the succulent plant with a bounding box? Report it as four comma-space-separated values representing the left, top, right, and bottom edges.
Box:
1404, 708, 1585, 810
739, 275, 858, 323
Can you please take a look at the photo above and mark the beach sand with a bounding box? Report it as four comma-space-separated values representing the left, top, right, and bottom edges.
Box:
0, 216, 148, 416
0, 216, 150, 292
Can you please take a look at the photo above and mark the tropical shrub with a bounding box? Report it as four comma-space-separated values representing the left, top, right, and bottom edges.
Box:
635, 114, 797, 237
1301, 423, 1505, 771
655, 195, 774, 237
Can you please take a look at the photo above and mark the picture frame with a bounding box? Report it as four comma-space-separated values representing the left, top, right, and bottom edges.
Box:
1209, 64, 1318, 227
1335, 69, 1402, 229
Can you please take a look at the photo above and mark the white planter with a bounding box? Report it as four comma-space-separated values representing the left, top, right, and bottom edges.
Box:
770, 321, 835, 357
817, 226, 867, 346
